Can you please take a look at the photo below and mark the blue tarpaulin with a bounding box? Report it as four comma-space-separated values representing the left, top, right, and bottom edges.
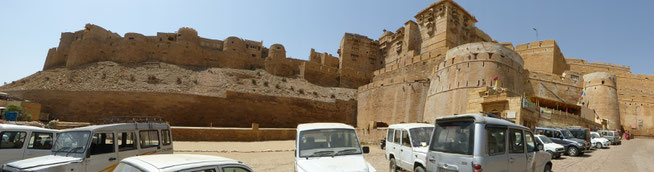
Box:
4, 112, 18, 121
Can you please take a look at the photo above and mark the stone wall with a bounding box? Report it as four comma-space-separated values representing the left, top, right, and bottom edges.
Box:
171, 126, 295, 141
515, 40, 568, 75
356, 81, 430, 128
3, 90, 357, 128
582, 72, 620, 130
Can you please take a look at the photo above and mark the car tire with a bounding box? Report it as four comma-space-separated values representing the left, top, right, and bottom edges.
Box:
596, 143, 602, 149
414, 166, 426, 172
389, 157, 398, 172
544, 163, 552, 172
567, 147, 579, 156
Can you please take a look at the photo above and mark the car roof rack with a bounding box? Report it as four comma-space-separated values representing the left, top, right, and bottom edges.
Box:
96, 116, 167, 124
479, 112, 515, 123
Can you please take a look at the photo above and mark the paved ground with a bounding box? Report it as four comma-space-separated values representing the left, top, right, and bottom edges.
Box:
174, 137, 654, 172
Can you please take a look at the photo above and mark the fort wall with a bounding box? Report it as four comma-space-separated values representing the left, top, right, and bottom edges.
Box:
582, 72, 621, 130
515, 40, 568, 75
3, 90, 357, 128
356, 80, 430, 128
423, 42, 525, 122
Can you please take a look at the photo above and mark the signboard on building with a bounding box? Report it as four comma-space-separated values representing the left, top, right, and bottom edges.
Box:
522, 98, 538, 112
540, 108, 551, 119
507, 112, 516, 119
639, 120, 644, 127
632, 120, 637, 129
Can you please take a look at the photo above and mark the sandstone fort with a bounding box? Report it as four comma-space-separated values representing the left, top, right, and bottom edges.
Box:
1, 0, 652, 137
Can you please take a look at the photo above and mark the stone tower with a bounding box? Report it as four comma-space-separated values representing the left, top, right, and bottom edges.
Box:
583, 72, 621, 130
423, 42, 525, 122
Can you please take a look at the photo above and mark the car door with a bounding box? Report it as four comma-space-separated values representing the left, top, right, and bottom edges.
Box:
0, 131, 28, 163
86, 132, 118, 172
138, 130, 161, 155
484, 125, 508, 172
508, 128, 527, 172
524, 131, 538, 171
24, 132, 55, 159
391, 129, 402, 161
400, 129, 413, 169
386, 129, 394, 158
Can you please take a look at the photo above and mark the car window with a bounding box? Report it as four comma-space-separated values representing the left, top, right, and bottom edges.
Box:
401, 130, 411, 147
409, 127, 433, 147
525, 131, 536, 152
486, 127, 506, 155
509, 129, 524, 153
118, 132, 137, 151
430, 120, 475, 155
222, 167, 251, 172
139, 130, 160, 148
553, 131, 562, 138
0, 131, 27, 149
393, 130, 401, 144
90, 133, 115, 155
161, 129, 172, 145
387, 129, 394, 142
543, 130, 553, 137
28, 132, 54, 150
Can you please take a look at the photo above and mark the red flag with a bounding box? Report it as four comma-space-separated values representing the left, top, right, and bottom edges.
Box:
493, 76, 498, 81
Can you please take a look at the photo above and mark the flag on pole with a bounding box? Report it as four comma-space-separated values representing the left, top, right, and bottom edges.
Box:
493, 76, 498, 89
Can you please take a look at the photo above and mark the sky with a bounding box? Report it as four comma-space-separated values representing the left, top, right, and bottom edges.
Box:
1, 0, 653, 85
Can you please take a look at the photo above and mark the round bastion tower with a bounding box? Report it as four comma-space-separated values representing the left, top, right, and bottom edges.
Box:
583, 72, 621, 130
423, 42, 525, 122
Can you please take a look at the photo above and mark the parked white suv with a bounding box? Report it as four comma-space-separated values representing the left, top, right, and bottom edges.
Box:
534, 135, 565, 159
294, 123, 376, 172
426, 114, 553, 172
590, 132, 610, 149
385, 123, 434, 172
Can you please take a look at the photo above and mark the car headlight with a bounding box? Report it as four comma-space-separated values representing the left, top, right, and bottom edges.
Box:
575, 142, 583, 146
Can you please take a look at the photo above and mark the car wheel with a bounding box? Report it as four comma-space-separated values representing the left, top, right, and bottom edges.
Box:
414, 166, 426, 172
596, 143, 602, 149
567, 147, 579, 156
389, 158, 398, 172
544, 163, 552, 172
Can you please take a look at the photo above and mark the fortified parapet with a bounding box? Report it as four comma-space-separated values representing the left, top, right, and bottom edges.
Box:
583, 72, 621, 130
423, 42, 525, 122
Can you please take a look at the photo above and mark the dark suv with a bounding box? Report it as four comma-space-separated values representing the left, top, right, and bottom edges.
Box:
567, 128, 592, 151
535, 127, 588, 156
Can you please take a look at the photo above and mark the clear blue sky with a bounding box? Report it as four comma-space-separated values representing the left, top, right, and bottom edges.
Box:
1, 0, 653, 85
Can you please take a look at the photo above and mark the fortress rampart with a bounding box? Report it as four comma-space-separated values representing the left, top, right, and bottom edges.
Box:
583, 72, 621, 130
42, 24, 381, 89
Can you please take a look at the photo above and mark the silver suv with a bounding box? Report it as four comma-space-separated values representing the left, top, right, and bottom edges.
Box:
426, 114, 552, 172
599, 130, 622, 145
385, 123, 434, 172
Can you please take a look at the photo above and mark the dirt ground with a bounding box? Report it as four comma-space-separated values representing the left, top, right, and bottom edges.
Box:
174, 138, 654, 172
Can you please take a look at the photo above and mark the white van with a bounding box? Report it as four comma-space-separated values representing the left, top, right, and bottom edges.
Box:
0, 124, 58, 164
294, 123, 376, 172
2, 123, 173, 172
385, 123, 433, 172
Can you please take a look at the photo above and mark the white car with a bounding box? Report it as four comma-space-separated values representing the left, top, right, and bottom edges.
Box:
114, 154, 253, 172
3, 123, 173, 172
385, 123, 433, 172
534, 135, 565, 159
295, 123, 376, 172
0, 124, 57, 164
590, 132, 610, 149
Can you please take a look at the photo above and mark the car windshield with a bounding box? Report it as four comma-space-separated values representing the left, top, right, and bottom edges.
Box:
538, 135, 554, 143
430, 119, 475, 155
52, 131, 91, 154
591, 133, 601, 138
298, 129, 362, 158
410, 127, 434, 147
562, 130, 575, 139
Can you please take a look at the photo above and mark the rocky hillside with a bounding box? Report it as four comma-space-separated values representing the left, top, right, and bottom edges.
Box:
1, 61, 356, 102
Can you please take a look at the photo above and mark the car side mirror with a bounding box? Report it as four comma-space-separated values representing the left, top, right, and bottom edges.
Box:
362, 146, 370, 154
537, 144, 544, 151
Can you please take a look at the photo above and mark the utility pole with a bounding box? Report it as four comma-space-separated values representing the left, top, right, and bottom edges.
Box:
532, 28, 539, 41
